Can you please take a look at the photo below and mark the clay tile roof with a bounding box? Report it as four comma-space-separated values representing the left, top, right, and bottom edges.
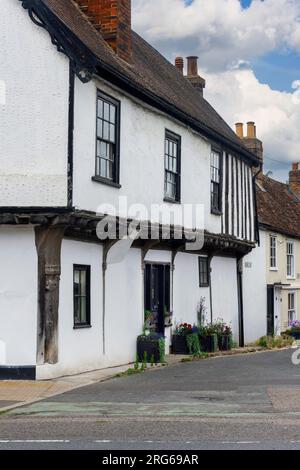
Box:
256, 174, 300, 238
29, 0, 257, 162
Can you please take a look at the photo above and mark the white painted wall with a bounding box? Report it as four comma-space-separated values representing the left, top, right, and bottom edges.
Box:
211, 256, 239, 341
0, 226, 37, 365
0, 0, 69, 206
37, 240, 143, 379
73, 78, 221, 235
243, 231, 267, 343
173, 253, 210, 327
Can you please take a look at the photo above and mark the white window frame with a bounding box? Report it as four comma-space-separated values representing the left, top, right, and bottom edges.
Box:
270, 235, 278, 271
288, 291, 296, 325
287, 240, 296, 279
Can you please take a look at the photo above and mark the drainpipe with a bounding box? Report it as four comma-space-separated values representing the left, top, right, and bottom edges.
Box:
237, 255, 245, 347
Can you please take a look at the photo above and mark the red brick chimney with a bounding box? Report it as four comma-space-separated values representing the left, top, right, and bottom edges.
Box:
185, 56, 206, 96
175, 57, 184, 75
289, 162, 300, 197
75, 0, 132, 63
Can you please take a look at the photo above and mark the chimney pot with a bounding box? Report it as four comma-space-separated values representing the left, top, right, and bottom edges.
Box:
235, 123, 244, 139
175, 57, 184, 74
292, 162, 299, 171
187, 56, 199, 76
247, 122, 256, 139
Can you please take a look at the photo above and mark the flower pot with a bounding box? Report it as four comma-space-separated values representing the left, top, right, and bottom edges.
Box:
137, 337, 161, 363
172, 335, 189, 355
218, 335, 232, 351
199, 334, 218, 353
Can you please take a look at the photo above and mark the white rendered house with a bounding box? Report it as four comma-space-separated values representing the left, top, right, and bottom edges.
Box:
0, 0, 260, 379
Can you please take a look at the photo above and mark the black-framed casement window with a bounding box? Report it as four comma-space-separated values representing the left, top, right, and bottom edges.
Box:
199, 256, 209, 287
211, 149, 222, 213
73, 265, 91, 328
164, 131, 181, 202
95, 90, 120, 186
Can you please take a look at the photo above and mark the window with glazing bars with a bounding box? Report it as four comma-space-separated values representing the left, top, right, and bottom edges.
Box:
270, 235, 277, 269
287, 241, 295, 278
211, 149, 222, 212
164, 131, 181, 202
288, 292, 296, 324
73, 265, 91, 327
96, 91, 120, 183
199, 257, 209, 287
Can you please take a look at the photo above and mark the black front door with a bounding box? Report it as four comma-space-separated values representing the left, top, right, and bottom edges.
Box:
145, 264, 170, 335
267, 285, 274, 336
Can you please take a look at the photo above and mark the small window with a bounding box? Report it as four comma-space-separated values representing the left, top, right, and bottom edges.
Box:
270, 235, 277, 270
199, 257, 209, 287
73, 265, 91, 328
288, 292, 296, 325
287, 241, 295, 278
211, 149, 222, 213
164, 131, 181, 202
95, 91, 120, 184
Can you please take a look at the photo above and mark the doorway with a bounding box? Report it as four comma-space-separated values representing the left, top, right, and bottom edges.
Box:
144, 264, 170, 335
267, 285, 274, 336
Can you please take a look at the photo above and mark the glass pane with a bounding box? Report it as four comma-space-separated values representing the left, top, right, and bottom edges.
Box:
100, 158, 107, 178
110, 124, 115, 143
104, 102, 110, 121
74, 297, 80, 324
74, 270, 80, 295
80, 270, 86, 296
97, 119, 103, 139
80, 297, 87, 323
97, 99, 103, 119
110, 105, 116, 124
103, 121, 109, 140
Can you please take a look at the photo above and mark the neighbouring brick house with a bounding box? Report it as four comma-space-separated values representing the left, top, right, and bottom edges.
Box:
237, 122, 300, 338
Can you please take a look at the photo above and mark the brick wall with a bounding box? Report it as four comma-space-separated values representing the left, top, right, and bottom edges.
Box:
75, 0, 132, 62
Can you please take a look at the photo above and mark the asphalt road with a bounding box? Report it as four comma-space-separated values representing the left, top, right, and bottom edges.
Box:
1, 349, 300, 450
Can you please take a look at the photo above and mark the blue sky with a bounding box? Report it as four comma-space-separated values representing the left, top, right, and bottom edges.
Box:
134, 0, 300, 181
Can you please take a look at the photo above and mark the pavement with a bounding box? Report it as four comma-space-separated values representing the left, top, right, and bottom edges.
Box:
0, 348, 300, 450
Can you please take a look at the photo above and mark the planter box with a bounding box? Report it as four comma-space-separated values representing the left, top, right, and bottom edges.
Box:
137, 337, 161, 363
199, 334, 218, 353
172, 335, 189, 355
291, 331, 300, 340
218, 335, 232, 351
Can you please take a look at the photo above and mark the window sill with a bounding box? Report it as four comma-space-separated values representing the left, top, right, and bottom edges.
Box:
270, 268, 278, 272
73, 324, 92, 330
163, 197, 181, 205
287, 276, 296, 281
199, 284, 210, 288
211, 208, 223, 216
92, 176, 121, 189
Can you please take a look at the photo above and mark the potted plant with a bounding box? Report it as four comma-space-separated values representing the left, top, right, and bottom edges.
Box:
290, 320, 300, 340
172, 323, 194, 354
137, 333, 165, 363
198, 324, 218, 353
213, 319, 233, 351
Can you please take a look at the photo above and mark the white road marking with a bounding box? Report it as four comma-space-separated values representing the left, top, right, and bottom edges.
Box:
0, 440, 70, 443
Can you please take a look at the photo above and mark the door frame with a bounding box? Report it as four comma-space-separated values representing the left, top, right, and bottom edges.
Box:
144, 262, 171, 336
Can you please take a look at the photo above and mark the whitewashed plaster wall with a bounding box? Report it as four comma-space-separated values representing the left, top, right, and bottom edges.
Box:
211, 256, 239, 341
0, 0, 69, 206
73, 77, 221, 235
243, 231, 268, 343
0, 226, 37, 365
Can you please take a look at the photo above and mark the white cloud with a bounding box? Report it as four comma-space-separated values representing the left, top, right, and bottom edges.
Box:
132, 0, 300, 179
133, 0, 300, 71
205, 69, 300, 178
